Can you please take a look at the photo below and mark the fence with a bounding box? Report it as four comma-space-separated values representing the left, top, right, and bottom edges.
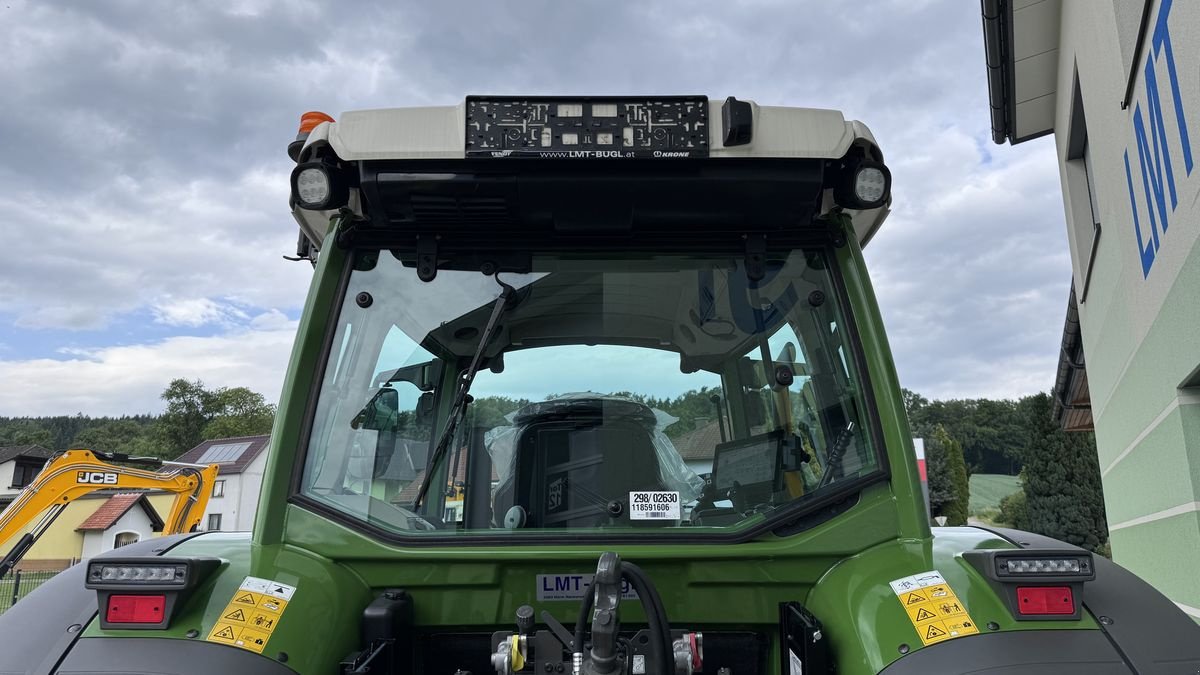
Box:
0, 569, 66, 615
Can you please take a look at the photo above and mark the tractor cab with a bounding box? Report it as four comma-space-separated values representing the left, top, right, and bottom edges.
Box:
302, 231, 883, 540
5, 97, 1195, 675
287, 98, 894, 550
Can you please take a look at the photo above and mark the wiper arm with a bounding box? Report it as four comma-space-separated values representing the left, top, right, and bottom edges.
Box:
412, 277, 515, 511
815, 421, 856, 491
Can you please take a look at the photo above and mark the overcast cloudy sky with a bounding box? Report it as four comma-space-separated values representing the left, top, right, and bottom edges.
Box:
0, 0, 1069, 417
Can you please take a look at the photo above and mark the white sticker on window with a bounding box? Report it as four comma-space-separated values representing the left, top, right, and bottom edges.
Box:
789, 648, 804, 675
628, 491, 680, 520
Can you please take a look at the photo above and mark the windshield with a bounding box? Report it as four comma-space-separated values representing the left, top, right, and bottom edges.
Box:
299, 247, 883, 538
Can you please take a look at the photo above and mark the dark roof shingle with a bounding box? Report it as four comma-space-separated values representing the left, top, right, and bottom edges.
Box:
672, 421, 724, 461
0, 445, 55, 464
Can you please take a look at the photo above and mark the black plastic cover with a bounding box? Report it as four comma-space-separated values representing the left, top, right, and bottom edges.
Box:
879, 630, 1128, 674
977, 526, 1200, 671
0, 533, 204, 675
721, 97, 753, 147
55, 637, 295, 675
781, 602, 831, 674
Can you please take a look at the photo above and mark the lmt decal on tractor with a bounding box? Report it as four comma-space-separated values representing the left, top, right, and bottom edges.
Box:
2, 96, 1198, 674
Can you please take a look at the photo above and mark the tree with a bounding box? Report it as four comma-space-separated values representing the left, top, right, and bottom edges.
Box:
924, 433, 955, 517
201, 387, 275, 440
904, 392, 1025, 475
1017, 393, 1109, 553
72, 419, 148, 454
997, 487, 1028, 530
927, 425, 970, 525
159, 379, 217, 457
0, 419, 54, 448
158, 380, 276, 457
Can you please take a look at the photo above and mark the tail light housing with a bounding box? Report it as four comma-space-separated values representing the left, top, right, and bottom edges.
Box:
965, 549, 1095, 621
86, 557, 221, 630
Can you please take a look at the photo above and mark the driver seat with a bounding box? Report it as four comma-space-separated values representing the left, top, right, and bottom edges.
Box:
493, 416, 670, 529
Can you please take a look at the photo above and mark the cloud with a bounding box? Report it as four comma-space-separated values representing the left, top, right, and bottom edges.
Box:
0, 0, 1073, 412
152, 297, 250, 328
0, 318, 299, 417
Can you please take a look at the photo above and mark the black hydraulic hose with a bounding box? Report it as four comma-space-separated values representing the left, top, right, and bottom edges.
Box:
576, 561, 673, 675
574, 583, 595, 656
621, 563, 672, 675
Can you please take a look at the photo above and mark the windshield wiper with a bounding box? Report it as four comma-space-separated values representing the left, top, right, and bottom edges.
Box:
412, 276, 515, 511
815, 421, 856, 491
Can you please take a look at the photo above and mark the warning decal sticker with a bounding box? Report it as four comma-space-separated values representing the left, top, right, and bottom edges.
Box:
206, 576, 296, 653
888, 570, 979, 646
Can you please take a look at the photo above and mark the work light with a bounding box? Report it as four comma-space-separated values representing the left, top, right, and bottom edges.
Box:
291, 160, 349, 210
834, 158, 891, 210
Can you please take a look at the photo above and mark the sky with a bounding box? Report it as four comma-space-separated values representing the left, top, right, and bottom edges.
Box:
0, 0, 1070, 417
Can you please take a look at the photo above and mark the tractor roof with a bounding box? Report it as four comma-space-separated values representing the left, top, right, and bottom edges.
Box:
290, 98, 890, 251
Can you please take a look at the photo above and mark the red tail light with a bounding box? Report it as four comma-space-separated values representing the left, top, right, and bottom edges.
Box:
106, 594, 166, 624
1016, 586, 1074, 615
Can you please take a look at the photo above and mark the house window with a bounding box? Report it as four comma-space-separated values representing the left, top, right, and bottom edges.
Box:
207, 514, 223, 531
114, 532, 139, 548
212, 480, 225, 498
10, 461, 43, 488
1066, 73, 1102, 302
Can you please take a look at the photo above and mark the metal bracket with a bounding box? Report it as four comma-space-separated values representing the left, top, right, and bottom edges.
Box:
824, 211, 850, 248
744, 235, 767, 282
416, 235, 440, 283
334, 212, 360, 250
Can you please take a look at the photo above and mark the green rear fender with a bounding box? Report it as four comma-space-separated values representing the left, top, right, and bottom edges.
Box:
804, 527, 1100, 674
83, 532, 371, 669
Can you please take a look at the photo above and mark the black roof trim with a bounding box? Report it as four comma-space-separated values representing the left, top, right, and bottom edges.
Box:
981, 0, 1013, 145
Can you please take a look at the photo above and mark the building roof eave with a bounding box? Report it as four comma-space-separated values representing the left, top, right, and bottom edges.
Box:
1052, 286, 1093, 431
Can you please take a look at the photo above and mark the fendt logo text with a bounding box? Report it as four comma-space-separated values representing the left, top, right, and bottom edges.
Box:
77, 471, 118, 484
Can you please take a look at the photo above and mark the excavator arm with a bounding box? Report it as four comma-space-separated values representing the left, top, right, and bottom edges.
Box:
0, 449, 219, 578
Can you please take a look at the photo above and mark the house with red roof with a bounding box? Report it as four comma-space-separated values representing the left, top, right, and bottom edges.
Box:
1, 492, 167, 572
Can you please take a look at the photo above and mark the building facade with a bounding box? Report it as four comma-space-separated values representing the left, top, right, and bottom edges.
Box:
6, 492, 167, 571
173, 435, 270, 532
983, 0, 1200, 619
0, 445, 54, 510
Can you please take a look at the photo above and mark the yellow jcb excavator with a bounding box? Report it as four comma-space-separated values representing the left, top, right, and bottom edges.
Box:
0, 449, 219, 579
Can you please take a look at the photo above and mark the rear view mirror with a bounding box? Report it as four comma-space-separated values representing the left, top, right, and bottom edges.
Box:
414, 392, 436, 426
354, 387, 400, 431
377, 360, 442, 391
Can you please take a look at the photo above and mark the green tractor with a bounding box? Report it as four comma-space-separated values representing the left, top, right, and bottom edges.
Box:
3, 97, 1198, 674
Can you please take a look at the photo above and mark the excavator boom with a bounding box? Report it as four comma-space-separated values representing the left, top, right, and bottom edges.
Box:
0, 449, 219, 578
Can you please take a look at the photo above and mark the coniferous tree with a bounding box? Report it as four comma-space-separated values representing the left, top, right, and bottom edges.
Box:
931, 425, 971, 526
924, 434, 955, 518
1018, 393, 1109, 552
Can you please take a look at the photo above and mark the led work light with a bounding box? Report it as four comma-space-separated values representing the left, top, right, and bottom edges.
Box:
291, 160, 349, 211
834, 158, 891, 210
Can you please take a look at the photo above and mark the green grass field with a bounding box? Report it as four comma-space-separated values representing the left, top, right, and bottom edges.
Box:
968, 473, 1022, 516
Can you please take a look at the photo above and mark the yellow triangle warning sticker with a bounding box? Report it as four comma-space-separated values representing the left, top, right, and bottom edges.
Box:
234, 593, 257, 606
925, 624, 946, 639
915, 607, 936, 621
214, 626, 236, 640
224, 608, 246, 622
904, 591, 927, 605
